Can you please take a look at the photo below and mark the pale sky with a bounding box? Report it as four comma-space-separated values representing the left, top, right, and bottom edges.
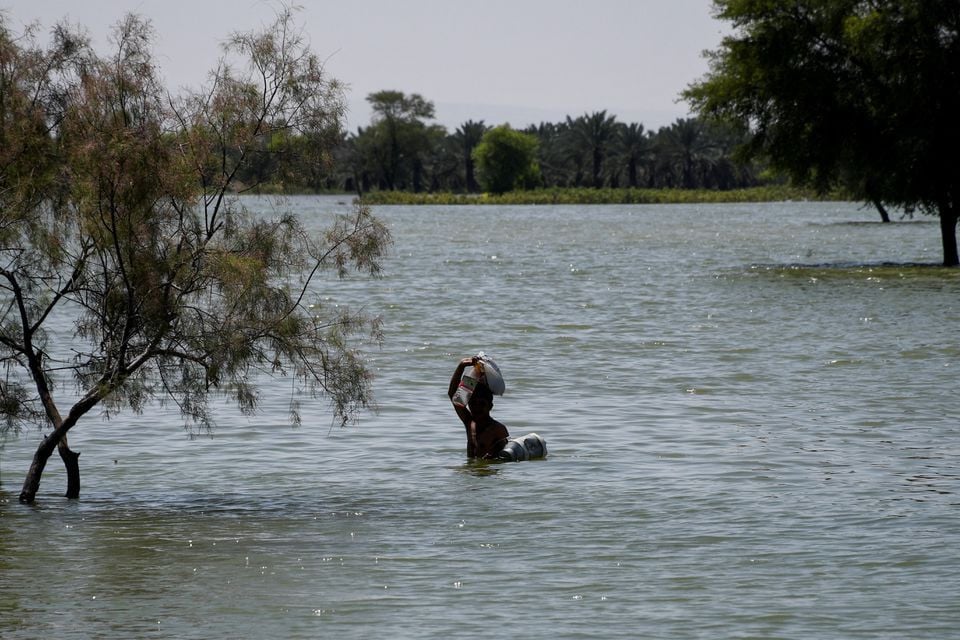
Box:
1, 0, 725, 132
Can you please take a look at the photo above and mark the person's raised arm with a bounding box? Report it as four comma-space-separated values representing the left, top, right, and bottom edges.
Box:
449, 357, 478, 455
447, 356, 477, 400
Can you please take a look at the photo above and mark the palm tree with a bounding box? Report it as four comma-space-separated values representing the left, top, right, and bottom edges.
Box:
526, 121, 573, 187
616, 122, 654, 188
420, 124, 461, 192
453, 120, 488, 192
566, 110, 619, 188
657, 118, 717, 189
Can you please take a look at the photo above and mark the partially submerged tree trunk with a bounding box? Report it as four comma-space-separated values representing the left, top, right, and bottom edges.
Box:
59, 436, 81, 499
19, 428, 63, 504
19, 427, 81, 503
872, 198, 891, 223
19, 385, 95, 503
940, 204, 959, 267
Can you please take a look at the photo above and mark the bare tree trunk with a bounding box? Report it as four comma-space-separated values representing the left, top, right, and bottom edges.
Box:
352, 170, 363, 199
592, 149, 603, 188
18, 420, 80, 503
19, 431, 59, 504
466, 157, 478, 193
940, 204, 959, 266
871, 197, 891, 223
59, 435, 81, 499
412, 160, 423, 193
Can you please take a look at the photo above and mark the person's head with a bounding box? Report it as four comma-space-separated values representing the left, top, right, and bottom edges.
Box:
467, 382, 494, 418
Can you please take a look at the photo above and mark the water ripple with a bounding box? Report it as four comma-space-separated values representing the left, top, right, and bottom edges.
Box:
2, 199, 959, 639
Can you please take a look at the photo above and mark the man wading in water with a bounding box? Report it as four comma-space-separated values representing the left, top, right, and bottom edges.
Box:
448, 356, 509, 459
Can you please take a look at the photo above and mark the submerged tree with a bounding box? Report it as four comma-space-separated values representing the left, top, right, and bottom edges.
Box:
0, 10, 391, 504
685, 0, 960, 264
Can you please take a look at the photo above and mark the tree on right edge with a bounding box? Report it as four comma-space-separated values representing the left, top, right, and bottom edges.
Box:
685, 0, 960, 265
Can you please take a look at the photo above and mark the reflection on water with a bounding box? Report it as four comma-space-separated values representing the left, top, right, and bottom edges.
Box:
2, 199, 959, 639
450, 460, 503, 477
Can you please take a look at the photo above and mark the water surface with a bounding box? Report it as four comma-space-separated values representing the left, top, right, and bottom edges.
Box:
2, 198, 958, 638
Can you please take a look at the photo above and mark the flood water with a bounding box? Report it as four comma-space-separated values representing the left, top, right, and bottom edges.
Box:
2, 197, 959, 639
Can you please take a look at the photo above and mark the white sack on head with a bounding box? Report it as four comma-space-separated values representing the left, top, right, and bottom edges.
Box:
477, 353, 505, 395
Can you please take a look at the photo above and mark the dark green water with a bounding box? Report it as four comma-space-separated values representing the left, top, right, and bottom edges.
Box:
2, 198, 958, 638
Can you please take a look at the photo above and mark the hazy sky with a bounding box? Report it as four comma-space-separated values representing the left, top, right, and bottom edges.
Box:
1, 0, 726, 131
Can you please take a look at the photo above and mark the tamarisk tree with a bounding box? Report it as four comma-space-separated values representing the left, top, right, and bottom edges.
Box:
0, 10, 390, 504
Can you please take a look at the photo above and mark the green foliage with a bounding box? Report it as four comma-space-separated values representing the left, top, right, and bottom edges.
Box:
684, 0, 960, 263
0, 9, 391, 502
472, 125, 542, 194
565, 111, 619, 188
354, 90, 444, 192
335, 107, 765, 196
452, 120, 489, 192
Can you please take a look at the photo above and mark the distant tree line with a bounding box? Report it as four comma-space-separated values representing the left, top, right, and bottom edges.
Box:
233, 90, 766, 195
